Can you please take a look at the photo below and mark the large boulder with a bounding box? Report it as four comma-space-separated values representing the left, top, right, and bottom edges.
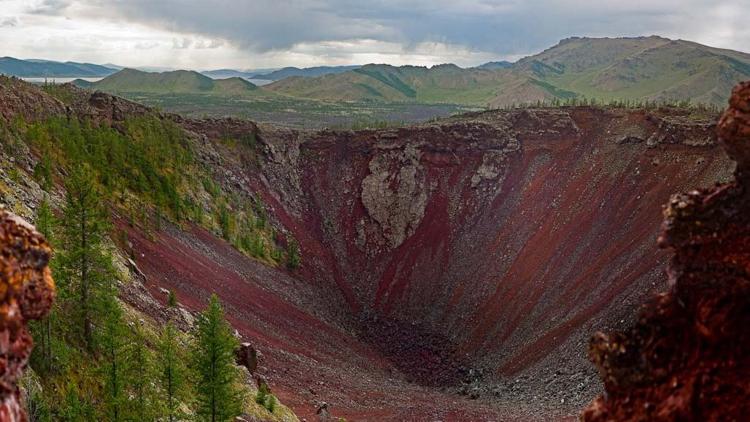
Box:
582, 81, 750, 421
0, 210, 55, 421
235, 342, 261, 374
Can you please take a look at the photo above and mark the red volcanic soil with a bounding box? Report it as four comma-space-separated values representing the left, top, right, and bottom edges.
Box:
583, 82, 750, 421
119, 221, 521, 421
123, 106, 733, 420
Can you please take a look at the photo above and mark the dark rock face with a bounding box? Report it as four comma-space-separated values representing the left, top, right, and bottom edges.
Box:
236, 342, 260, 374
583, 82, 750, 421
0, 210, 55, 422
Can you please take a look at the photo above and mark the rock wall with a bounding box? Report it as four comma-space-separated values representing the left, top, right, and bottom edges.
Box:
361, 142, 427, 249
583, 82, 750, 421
0, 210, 55, 422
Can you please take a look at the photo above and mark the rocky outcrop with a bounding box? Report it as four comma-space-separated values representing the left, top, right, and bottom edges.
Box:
0, 76, 65, 122
583, 82, 750, 421
236, 342, 261, 374
361, 142, 427, 249
0, 210, 55, 422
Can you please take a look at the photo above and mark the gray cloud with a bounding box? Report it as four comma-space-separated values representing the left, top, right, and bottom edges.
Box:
0, 17, 19, 27
96, 0, 750, 57
26, 0, 71, 15
172, 37, 193, 49
3, 0, 749, 68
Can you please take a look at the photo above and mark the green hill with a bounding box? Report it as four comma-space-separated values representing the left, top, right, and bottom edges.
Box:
80, 68, 261, 95
266, 63, 514, 104
267, 36, 750, 107
515, 36, 750, 106
252, 65, 361, 80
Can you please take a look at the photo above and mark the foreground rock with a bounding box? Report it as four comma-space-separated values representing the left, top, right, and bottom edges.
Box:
583, 82, 750, 420
0, 210, 55, 421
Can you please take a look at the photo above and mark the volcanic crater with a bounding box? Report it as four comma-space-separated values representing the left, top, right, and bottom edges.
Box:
110, 102, 737, 420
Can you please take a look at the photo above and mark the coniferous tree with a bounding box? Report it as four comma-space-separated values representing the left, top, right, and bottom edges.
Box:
31, 198, 56, 373
130, 325, 158, 421
192, 294, 244, 422
57, 164, 114, 351
99, 298, 129, 422
158, 323, 190, 422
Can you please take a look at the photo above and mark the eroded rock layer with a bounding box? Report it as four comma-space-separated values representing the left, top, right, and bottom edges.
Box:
583, 82, 750, 421
0, 210, 55, 422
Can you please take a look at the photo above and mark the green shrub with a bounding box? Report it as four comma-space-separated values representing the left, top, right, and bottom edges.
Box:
255, 385, 276, 413
255, 383, 269, 405
287, 238, 301, 269
265, 394, 276, 413
168, 290, 177, 307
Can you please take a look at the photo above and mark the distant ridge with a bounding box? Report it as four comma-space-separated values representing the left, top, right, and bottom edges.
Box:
201, 69, 261, 79
50, 36, 750, 108
78, 68, 260, 95
267, 36, 750, 107
475, 61, 513, 70
0, 57, 118, 78
252, 65, 362, 81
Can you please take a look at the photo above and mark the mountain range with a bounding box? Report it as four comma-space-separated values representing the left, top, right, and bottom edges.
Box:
57, 36, 750, 108
200, 65, 362, 81
250, 65, 362, 80
266, 36, 750, 106
0, 57, 118, 78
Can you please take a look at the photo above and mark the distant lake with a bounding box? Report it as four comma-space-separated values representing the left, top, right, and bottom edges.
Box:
20, 76, 274, 86
21, 77, 104, 84
248, 79, 273, 86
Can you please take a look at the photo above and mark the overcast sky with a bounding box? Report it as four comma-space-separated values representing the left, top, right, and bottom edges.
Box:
1, 0, 749, 70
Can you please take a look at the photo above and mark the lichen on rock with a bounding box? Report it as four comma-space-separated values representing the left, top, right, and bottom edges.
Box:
582, 81, 750, 421
0, 209, 55, 422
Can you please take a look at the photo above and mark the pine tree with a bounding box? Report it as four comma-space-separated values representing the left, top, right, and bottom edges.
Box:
99, 298, 129, 421
57, 164, 114, 351
31, 198, 56, 373
130, 325, 158, 421
192, 294, 244, 422
158, 323, 190, 422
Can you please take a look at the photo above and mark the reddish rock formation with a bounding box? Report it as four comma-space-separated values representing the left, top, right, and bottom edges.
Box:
0, 210, 55, 422
583, 82, 750, 421
0, 76, 65, 122
127, 105, 732, 420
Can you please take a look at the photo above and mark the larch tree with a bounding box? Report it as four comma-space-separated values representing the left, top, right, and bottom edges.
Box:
158, 322, 190, 422
31, 198, 56, 373
57, 164, 114, 351
99, 298, 129, 421
192, 294, 244, 422
130, 324, 158, 421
